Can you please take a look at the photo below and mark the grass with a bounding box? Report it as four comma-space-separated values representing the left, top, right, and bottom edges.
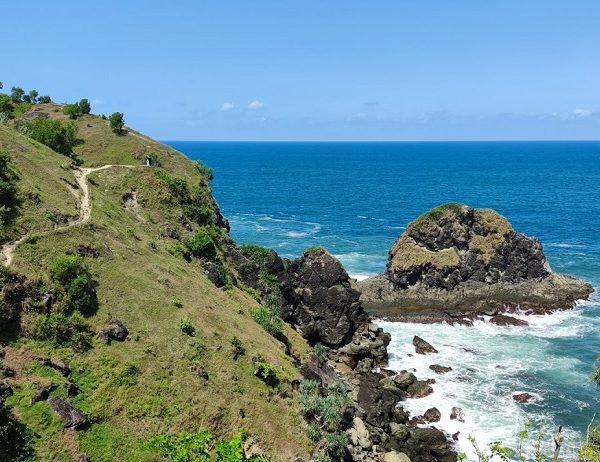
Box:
392, 204, 515, 269
0, 106, 313, 461
0, 123, 78, 245
389, 235, 460, 271
408, 202, 465, 234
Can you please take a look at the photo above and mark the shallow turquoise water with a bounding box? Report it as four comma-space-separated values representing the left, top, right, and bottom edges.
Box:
168, 140, 600, 455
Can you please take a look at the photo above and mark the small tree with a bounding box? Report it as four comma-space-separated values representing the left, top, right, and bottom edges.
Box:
10, 87, 24, 103
37, 95, 51, 104
27, 90, 38, 104
109, 111, 125, 134
0, 94, 14, 119
78, 98, 91, 114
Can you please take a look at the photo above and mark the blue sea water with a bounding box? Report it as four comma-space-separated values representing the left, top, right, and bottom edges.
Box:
168, 141, 600, 457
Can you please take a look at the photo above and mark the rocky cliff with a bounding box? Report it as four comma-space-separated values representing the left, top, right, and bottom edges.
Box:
229, 245, 456, 461
358, 203, 592, 320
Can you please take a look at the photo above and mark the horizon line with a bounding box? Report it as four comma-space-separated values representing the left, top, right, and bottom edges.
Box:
161, 139, 600, 143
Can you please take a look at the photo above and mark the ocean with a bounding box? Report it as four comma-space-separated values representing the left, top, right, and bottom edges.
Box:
167, 141, 600, 458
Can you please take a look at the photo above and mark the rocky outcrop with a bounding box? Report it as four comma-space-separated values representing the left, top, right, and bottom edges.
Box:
48, 397, 87, 429
228, 244, 455, 462
282, 247, 367, 347
358, 203, 593, 319
413, 336, 437, 355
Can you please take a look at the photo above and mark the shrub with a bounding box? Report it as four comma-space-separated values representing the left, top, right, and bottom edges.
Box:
179, 316, 195, 336
27, 312, 92, 351
254, 360, 279, 387
298, 380, 349, 458
50, 255, 86, 285
62, 103, 81, 119
185, 229, 217, 261
194, 160, 214, 181
155, 170, 191, 204
184, 204, 212, 226
109, 111, 125, 134
146, 430, 270, 461
230, 336, 245, 359
0, 150, 18, 226
37, 95, 51, 104
0, 94, 14, 118
313, 343, 327, 363
50, 255, 96, 314
250, 304, 283, 337
19, 118, 79, 159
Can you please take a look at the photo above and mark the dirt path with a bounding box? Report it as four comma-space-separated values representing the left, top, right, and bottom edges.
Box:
0, 164, 136, 266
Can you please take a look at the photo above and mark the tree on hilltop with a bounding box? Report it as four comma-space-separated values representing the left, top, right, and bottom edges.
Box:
78, 98, 91, 114
10, 87, 24, 103
109, 112, 125, 134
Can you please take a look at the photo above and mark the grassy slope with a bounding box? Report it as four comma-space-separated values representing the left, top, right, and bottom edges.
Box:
0, 123, 79, 244
1, 107, 311, 461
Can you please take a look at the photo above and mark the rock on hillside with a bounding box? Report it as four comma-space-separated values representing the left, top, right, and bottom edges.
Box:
358, 203, 592, 319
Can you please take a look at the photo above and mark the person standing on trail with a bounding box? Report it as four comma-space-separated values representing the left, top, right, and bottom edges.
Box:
145, 154, 152, 167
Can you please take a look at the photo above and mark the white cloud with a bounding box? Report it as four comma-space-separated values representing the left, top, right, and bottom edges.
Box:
572, 108, 593, 119
247, 100, 264, 110
220, 102, 234, 112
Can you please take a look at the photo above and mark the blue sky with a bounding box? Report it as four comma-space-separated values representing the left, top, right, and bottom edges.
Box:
2, 1, 600, 140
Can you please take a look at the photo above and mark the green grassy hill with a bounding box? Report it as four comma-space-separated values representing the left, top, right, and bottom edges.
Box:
0, 104, 312, 461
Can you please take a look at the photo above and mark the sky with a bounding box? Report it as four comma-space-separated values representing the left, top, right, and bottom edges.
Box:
1, 1, 600, 141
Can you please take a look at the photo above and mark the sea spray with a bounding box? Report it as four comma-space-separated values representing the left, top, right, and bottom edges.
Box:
379, 307, 600, 460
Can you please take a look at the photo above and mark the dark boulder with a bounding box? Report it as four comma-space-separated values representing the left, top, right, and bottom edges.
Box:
490, 314, 529, 327
413, 336, 438, 355
281, 248, 367, 347
429, 364, 452, 374
98, 319, 128, 344
450, 406, 465, 422
41, 358, 71, 377
357, 372, 403, 428
0, 381, 12, 397
48, 397, 87, 429
407, 380, 434, 398
424, 407, 441, 422
513, 392, 535, 403
32, 382, 58, 403
164, 223, 179, 240
76, 245, 99, 258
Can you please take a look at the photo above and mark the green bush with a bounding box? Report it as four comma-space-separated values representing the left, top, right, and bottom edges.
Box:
50, 255, 86, 285
179, 316, 195, 336
230, 336, 245, 359
146, 430, 269, 461
27, 312, 92, 351
194, 160, 214, 181
298, 380, 349, 458
0, 150, 18, 226
185, 229, 217, 261
50, 255, 96, 314
155, 170, 192, 204
313, 343, 327, 363
184, 204, 212, 226
19, 118, 79, 159
239, 244, 272, 269
254, 360, 279, 387
62, 103, 81, 119
250, 304, 283, 337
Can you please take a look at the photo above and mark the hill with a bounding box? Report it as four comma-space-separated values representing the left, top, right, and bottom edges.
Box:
0, 103, 314, 461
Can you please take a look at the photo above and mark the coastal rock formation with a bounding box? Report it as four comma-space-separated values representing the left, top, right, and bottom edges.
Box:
358, 203, 593, 319
229, 244, 454, 461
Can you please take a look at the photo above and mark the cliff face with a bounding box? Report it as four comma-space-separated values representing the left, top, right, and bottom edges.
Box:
388, 204, 550, 290
359, 203, 593, 319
